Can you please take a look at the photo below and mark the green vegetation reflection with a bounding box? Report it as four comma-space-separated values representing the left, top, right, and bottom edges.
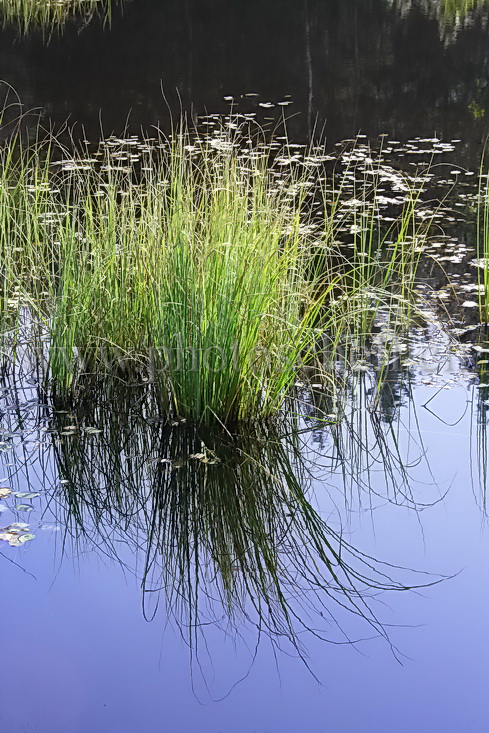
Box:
0, 0, 113, 34
392, 0, 489, 23
42, 382, 432, 661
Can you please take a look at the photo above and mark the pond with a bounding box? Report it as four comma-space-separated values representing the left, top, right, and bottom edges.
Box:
1, 1, 489, 732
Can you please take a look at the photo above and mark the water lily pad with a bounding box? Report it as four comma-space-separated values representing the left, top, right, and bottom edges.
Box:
0, 524, 34, 546
0, 531, 14, 542
15, 504, 34, 512
0, 487, 12, 498
8, 536, 25, 547
14, 492, 40, 499
17, 533, 35, 544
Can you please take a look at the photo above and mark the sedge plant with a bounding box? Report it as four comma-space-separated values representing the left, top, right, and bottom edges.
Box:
0, 124, 428, 426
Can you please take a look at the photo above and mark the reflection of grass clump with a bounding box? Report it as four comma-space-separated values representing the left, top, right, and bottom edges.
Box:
41, 383, 433, 660
440, 0, 488, 21
0, 124, 426, 426
0, 0, 112, 34
392, 0, 489, 26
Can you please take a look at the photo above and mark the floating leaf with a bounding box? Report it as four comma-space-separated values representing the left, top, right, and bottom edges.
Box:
8, 536, 24, 547
14, 492, 40, 499
0, 524, 34, 546
17, 533, 35, 544
0, 487, 11, 498
84, 427, 102, 434
15, 504, 34, 512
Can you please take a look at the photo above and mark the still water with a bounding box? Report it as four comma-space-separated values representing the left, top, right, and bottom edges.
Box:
1, 1, 489, 731
1, 344, 488, 732
0, 0, 488, 153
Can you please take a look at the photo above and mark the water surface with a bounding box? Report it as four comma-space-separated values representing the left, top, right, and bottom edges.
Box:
1, 2, 489, 731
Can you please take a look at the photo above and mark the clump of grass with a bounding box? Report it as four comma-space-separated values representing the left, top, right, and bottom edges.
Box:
0, 124, 427, 425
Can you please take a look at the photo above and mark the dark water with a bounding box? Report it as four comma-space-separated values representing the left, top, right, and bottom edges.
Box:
0, 0, 488, 157
2, 2, 489, 731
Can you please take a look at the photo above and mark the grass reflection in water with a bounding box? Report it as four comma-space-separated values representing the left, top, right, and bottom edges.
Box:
0, 0, 114, 34
0, 372, 442, 677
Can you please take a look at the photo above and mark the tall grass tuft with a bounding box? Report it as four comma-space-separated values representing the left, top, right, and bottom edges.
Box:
0, 125, 426, 425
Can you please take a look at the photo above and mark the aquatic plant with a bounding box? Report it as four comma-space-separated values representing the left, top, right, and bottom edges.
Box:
0, 124, 427, 425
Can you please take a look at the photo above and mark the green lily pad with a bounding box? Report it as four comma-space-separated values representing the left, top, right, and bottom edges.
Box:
15, 504, 34, 512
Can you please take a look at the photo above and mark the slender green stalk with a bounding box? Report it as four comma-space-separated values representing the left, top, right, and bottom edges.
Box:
477, 160, 489, 326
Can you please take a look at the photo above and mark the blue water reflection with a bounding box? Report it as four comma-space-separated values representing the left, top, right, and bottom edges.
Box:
1, 365, 488, 732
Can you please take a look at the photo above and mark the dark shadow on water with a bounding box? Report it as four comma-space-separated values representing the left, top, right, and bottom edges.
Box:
0, 0, 488, 154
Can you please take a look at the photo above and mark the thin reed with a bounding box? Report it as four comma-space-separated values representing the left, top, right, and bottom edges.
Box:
477, 163, 489, 326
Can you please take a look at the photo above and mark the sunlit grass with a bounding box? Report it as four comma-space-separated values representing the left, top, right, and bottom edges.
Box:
0, 125, 427, 425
